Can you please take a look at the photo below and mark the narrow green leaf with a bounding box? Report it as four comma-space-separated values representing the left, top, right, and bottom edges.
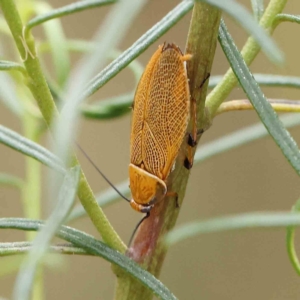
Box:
0, 60, 26, 74
209, 74, 300, 89
26, 0, 117, 30
83, 1, 193, 97
0, 173, 23, 189
108, 49, 144, 83
81, 93, 133, 119
13, 166, 81, 300
199, 0, 283, 64
166, 212, 300, 246
0, 125, 65, 173
251, 0, 264, 21
218, 20, 300, 175
0, 73, 23, 116
1, 218, 177, 300
0, 241, 89, 256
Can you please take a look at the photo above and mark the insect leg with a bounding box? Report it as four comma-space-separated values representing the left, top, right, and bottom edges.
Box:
184, 96, 198, 170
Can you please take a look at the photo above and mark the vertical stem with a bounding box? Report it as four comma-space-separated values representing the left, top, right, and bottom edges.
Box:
22, 115, 41, 236
22, 113, 43, 300
114, 3, 221, 300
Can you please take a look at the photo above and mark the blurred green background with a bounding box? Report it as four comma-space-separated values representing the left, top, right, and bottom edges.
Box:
1, 0, 300, 299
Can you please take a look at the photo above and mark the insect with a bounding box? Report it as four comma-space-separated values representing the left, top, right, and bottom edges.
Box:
79, 43, 200, 215
77, 42, 203, 244
129, 42, 194, 214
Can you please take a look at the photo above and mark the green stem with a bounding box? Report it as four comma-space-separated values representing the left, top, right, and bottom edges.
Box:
206, 0, 287, 117
273, 13, 300, 28
286, 199, 300, 276
22, 113, 43, 300
22, 115, 41, 237
0, 0, 126, 253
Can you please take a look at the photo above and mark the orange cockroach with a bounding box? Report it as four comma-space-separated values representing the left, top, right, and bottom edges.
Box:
79, 42, 200, 236
129, 42, 194, 214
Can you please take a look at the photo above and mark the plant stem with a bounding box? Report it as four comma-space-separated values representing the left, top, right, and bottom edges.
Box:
0, 0, 126, 252
216, 99, 300, 114
22, 115, 41, 240
113, 3, 221, 300
22, 113, 43, 300
206, 0, 288, 116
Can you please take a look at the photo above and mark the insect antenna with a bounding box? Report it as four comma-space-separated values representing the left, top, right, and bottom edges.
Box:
128, 212, 150, 247
75, 142, 130, 203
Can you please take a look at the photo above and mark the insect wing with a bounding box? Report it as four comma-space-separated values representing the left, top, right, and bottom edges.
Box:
130, 44, 190, 180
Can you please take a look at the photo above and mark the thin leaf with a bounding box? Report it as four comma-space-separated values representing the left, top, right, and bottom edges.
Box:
26, 0, 117, 30
209, 74, 300, 89
217, 99, 300, 114
0, 242, 90, 256
218, 20, 300, 175
199, 0, 283, 64
13, 166, 81, 300
83, 1, 193, 98
0, 125, 65, 173
166, 212, 300, 246
0, 218, 177, 300
0, 60, 26, 74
